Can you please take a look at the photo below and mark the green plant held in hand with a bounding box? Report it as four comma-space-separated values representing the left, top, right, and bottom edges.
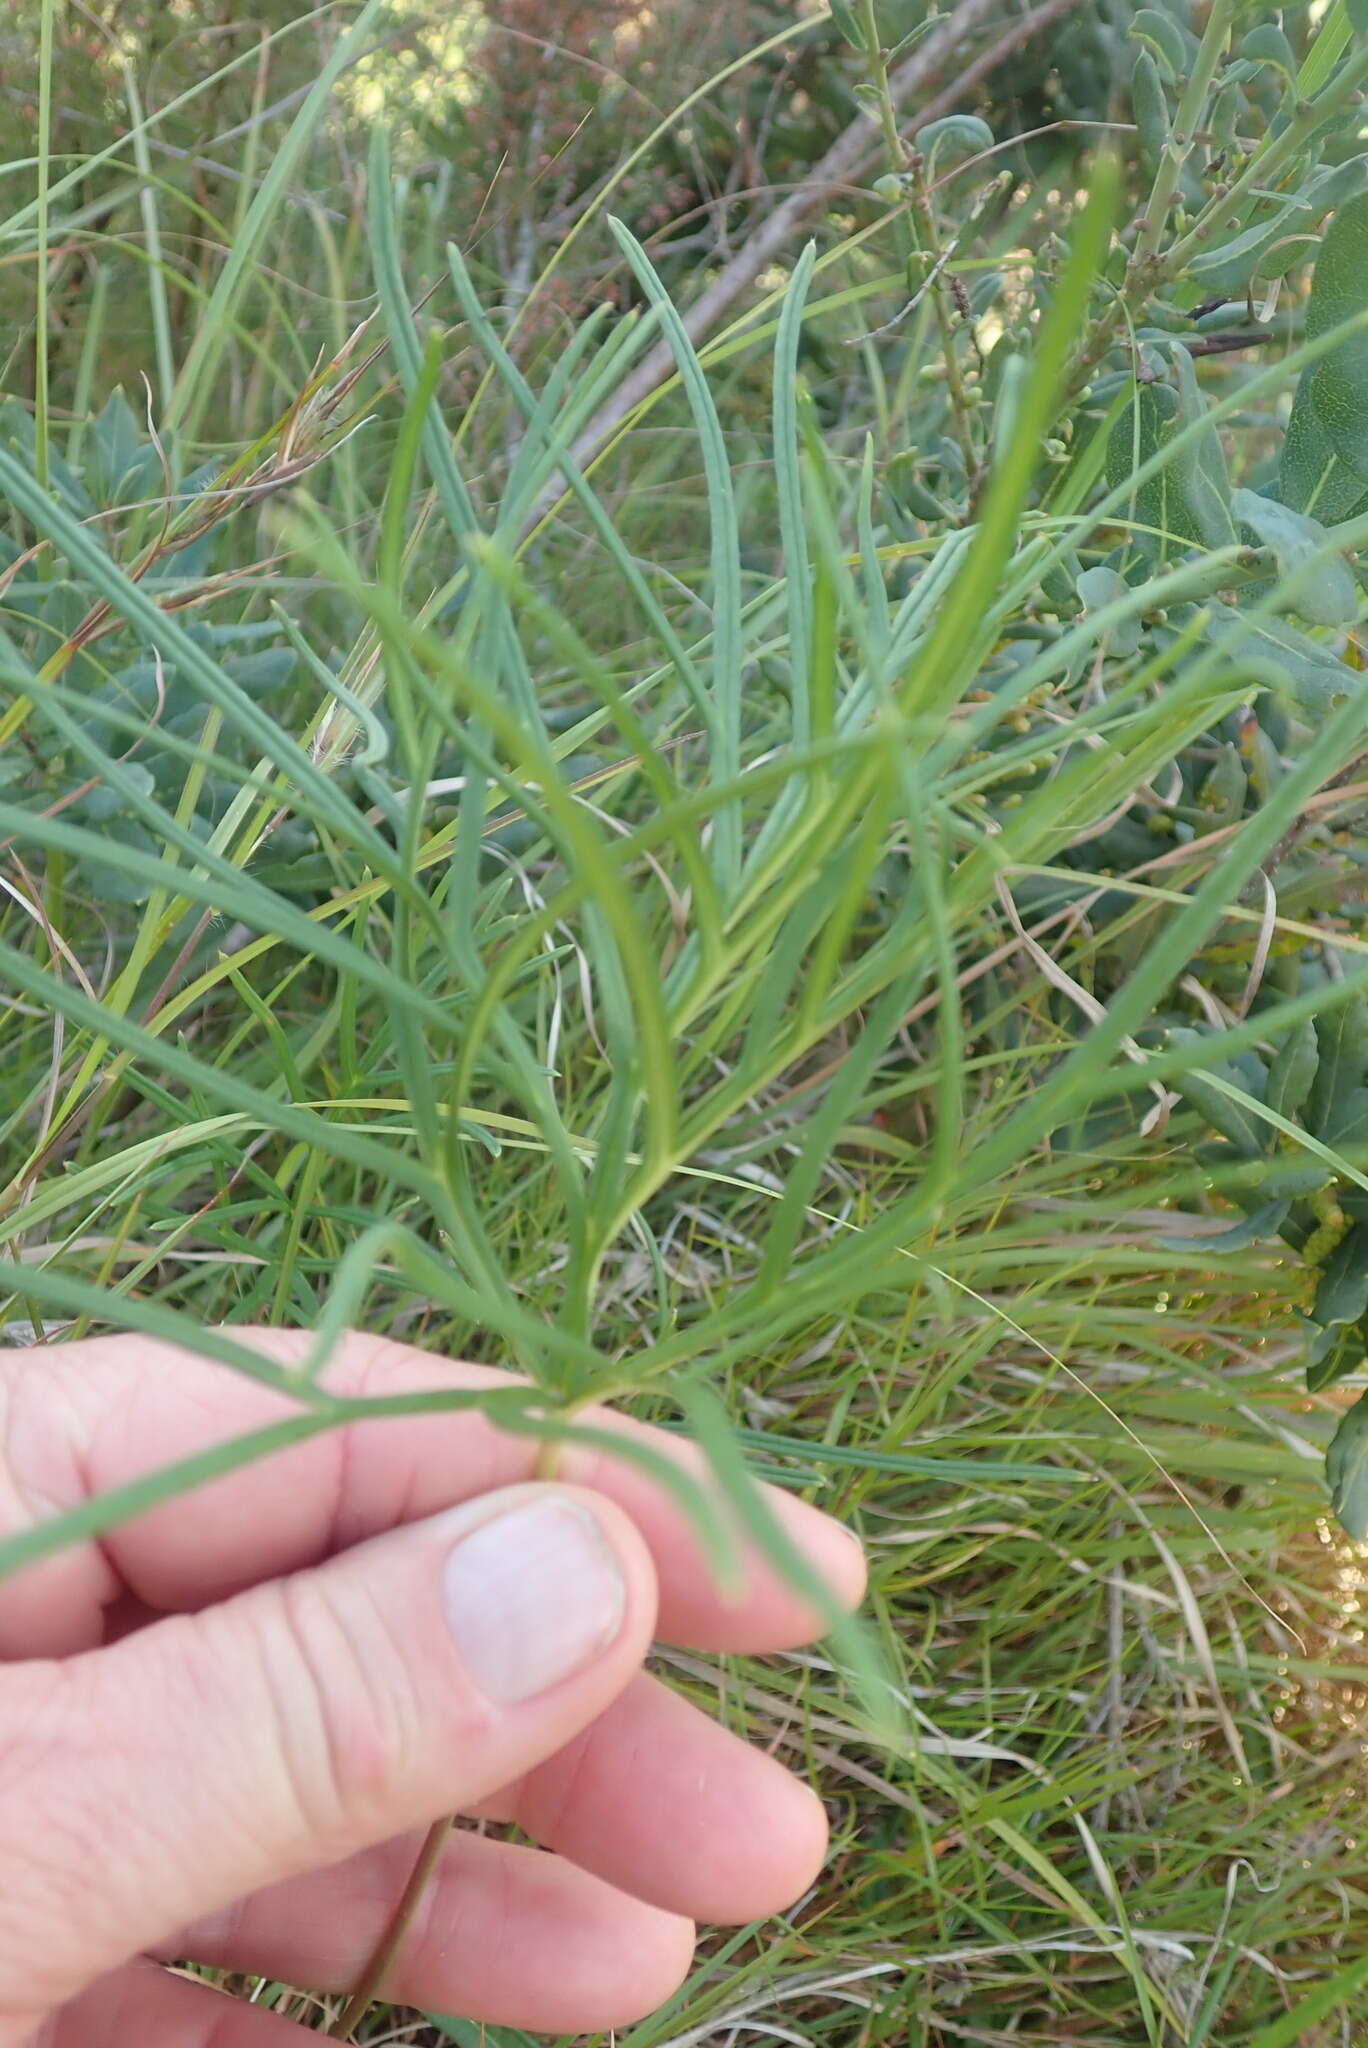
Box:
3, 0, 1368, 2039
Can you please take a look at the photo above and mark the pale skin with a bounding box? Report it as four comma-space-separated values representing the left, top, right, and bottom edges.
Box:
0, 1329, 866, 2046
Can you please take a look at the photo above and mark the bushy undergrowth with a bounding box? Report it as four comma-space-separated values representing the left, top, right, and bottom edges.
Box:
3, 0, 1368, 2040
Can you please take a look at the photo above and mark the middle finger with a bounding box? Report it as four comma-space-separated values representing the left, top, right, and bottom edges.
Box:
480, 1670, 828, 1922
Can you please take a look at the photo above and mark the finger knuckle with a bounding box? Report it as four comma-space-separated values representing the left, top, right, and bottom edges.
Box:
0, 1665, 118, 2017
255, 1570, 430, 1860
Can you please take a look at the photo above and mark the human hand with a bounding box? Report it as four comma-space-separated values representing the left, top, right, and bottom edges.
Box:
0, 1330, 865, 2045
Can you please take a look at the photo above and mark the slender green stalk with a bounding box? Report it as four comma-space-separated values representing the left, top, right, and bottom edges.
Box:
859, 0, 977, 482
1167, 38, 1368, 272
122, 62, 176, 416
33, 0, 54, 491
1134, 0, 1235, 268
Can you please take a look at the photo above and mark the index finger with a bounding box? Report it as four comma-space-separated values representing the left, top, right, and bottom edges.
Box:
0, 1328, 864, 1658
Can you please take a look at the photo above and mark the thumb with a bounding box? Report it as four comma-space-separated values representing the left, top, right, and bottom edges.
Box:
0, 1485, 656, 2017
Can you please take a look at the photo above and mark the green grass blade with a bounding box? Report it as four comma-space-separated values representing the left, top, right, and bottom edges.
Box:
607, 217, 744, 892
773, 241, 817, 745
168, 0, 390, 433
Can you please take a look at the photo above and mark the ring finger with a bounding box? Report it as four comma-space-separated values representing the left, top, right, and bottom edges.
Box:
160, 1828, 695, 2034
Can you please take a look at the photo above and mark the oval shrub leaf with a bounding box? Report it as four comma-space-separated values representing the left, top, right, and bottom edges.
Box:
1312, 1223, 1368, 1332
1304, 192, 1368, 483
1076, 564, 1142, 654
1128, 7, 1189, 77
1280, 370, 1368, 519
1308, 1313, 1368, 1395
1230, 487, 1360, 626
1131, 51, 1169, 167
1326, 1389, 1368, 1541
1308, 994, 1368, 1144
911, 115, 995, 168
1266, 1018, 1320, 1124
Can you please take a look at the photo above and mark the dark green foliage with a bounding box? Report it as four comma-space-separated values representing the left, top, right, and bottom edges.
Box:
1167, 987, 1368, 1425
0, 390, 326, 917
1281, 190, 1368, 518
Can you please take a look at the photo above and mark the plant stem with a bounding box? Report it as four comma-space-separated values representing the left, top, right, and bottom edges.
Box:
1072, 0, 1238, 390
35, 0, 54, 493
328, 1816, 453, 2039
857, 0, 978, 485
1134, 0, 1236, 268
1072, 25, 1368, 400
857, 0, 906, 172
1167, 37, 1368, 272
907, 158, 981, 490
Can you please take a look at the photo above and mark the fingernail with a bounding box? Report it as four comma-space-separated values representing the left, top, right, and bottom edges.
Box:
442, 1496, 626, 1703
